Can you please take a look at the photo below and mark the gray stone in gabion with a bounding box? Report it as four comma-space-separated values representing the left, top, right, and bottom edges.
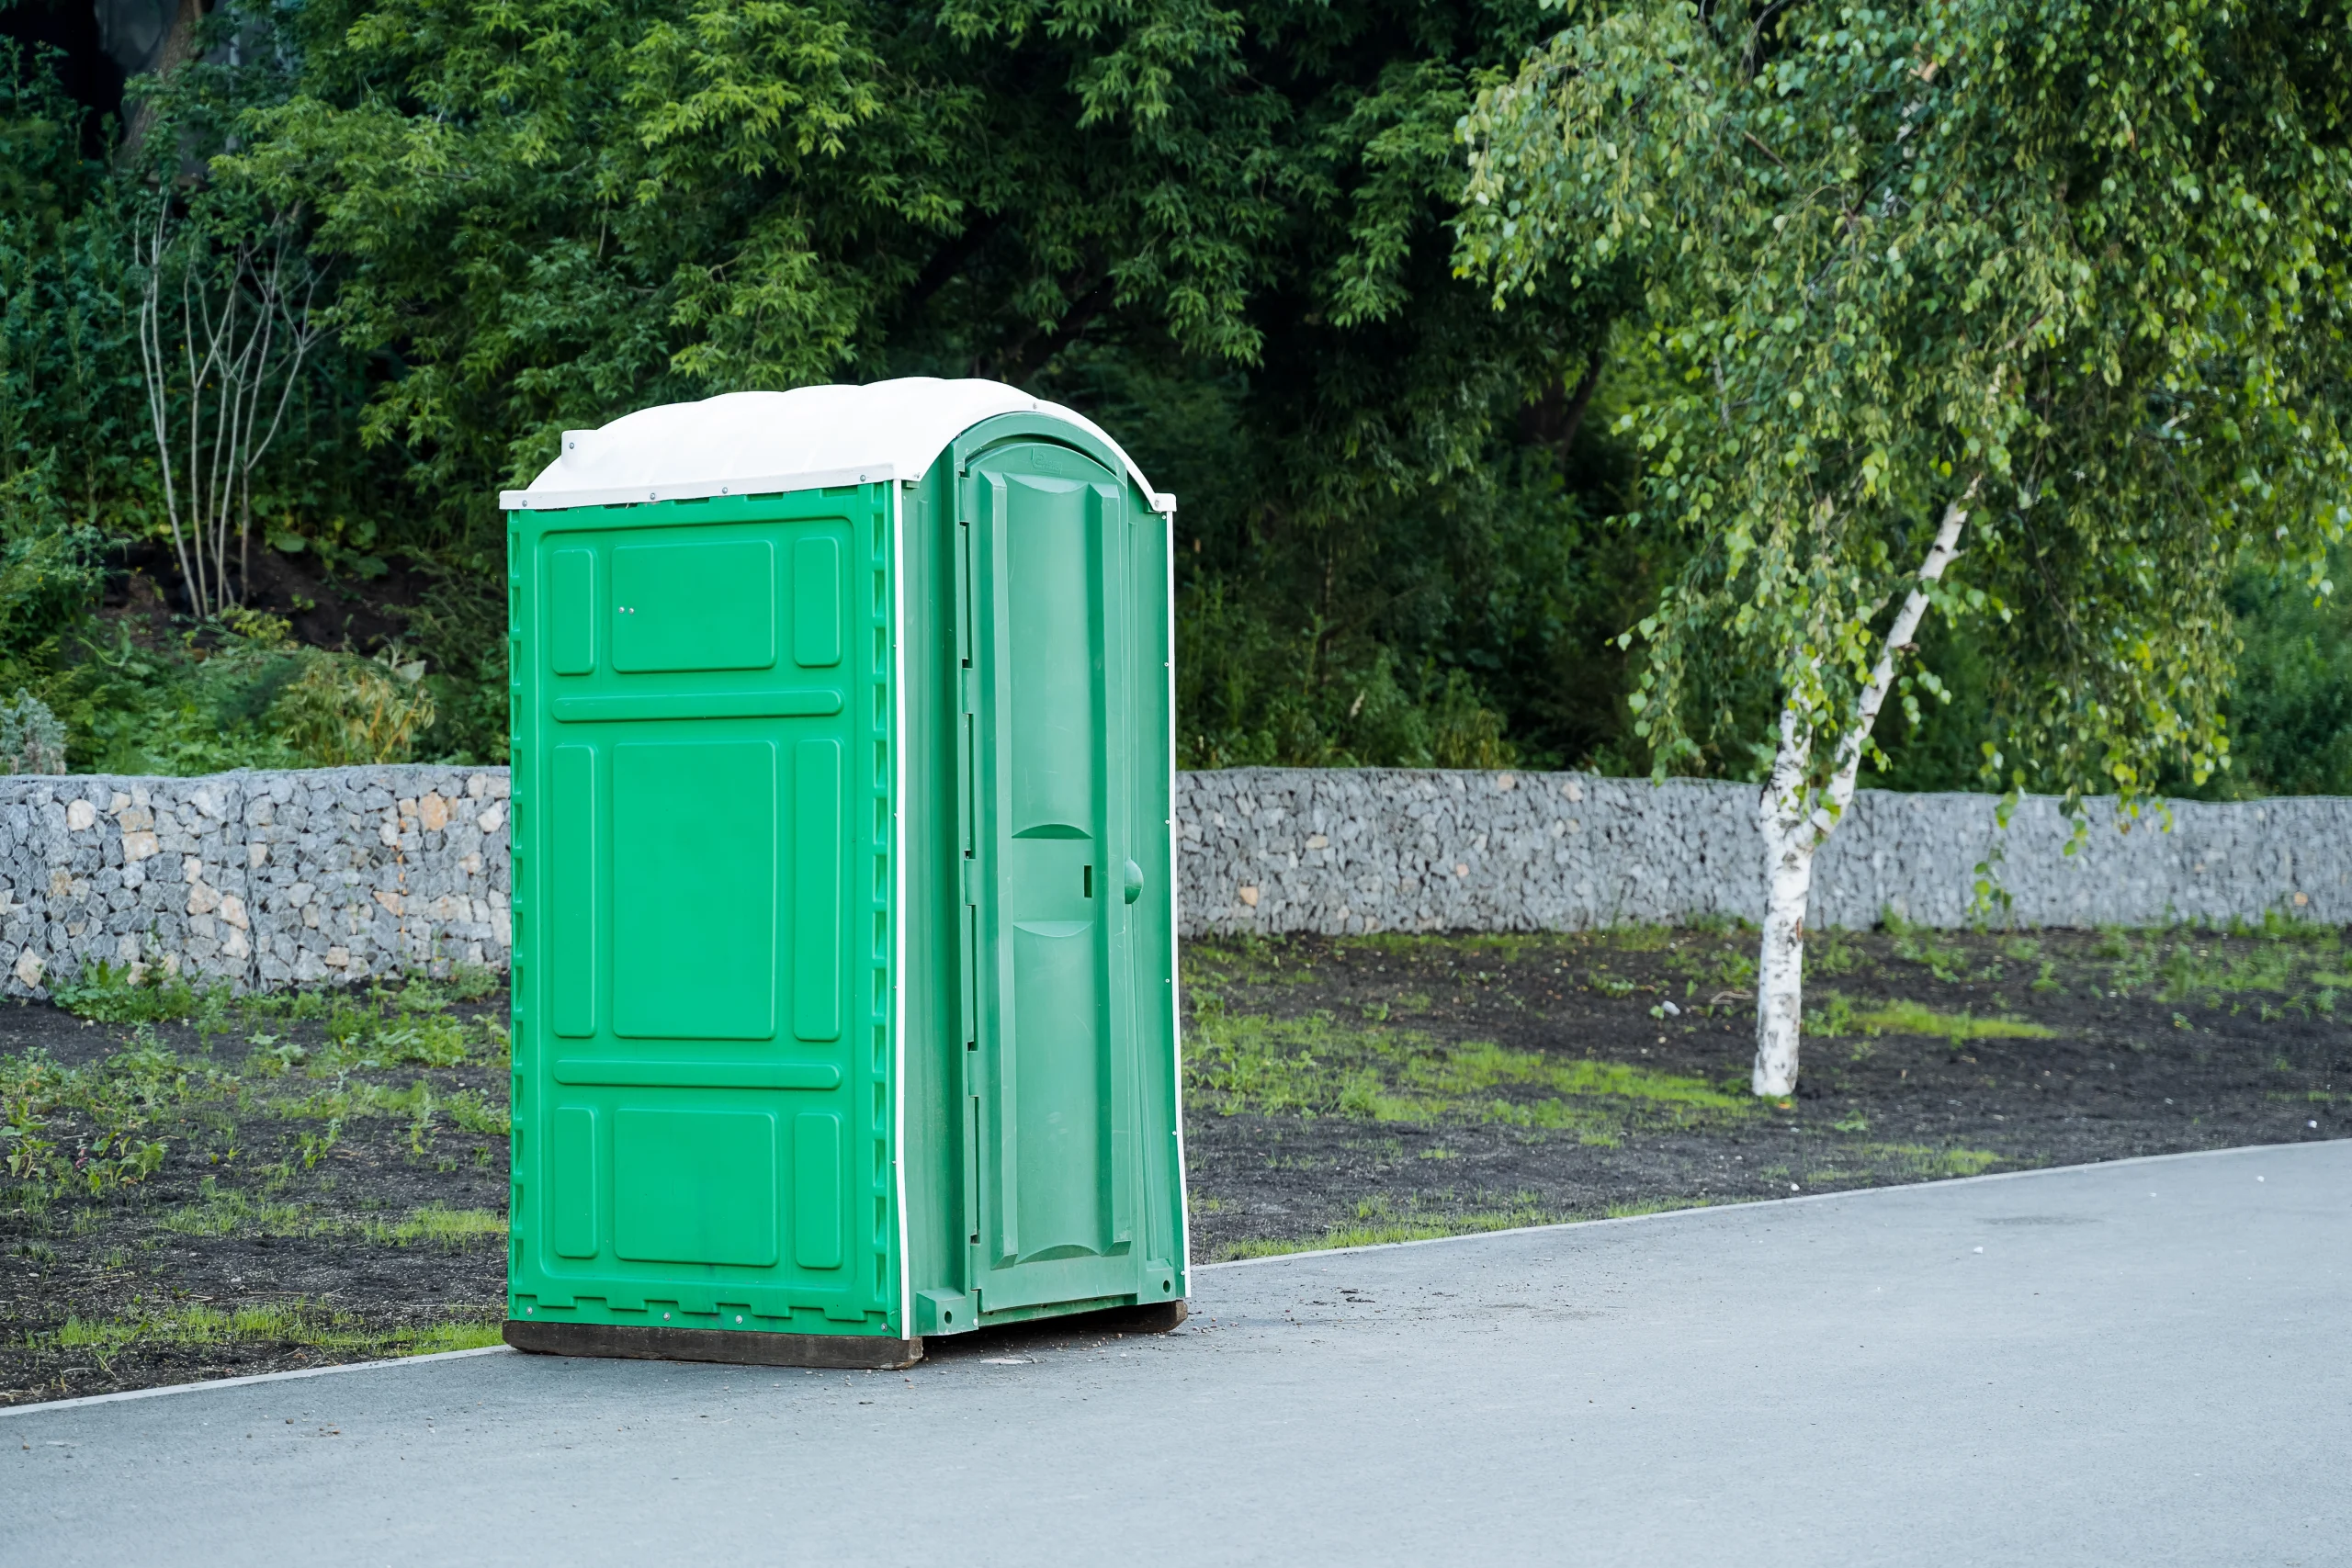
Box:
1172, 768, 2352, 941
0, 761, 2339, 995
0, 766, 514, 998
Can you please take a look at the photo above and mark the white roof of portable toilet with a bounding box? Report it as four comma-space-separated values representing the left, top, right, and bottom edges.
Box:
499, 378, 1174, 513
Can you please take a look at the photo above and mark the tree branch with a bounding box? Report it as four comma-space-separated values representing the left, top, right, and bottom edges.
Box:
1820, 471, 1984, 824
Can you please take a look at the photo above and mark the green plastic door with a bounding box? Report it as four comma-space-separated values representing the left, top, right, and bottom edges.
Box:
962, 443, 1148, 1314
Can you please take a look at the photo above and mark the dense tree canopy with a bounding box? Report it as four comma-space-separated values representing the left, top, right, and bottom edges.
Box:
209, 0, 1648, 766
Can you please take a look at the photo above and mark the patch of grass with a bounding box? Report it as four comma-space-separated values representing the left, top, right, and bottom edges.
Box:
1829, 1144, 2003, 1179
36, 1302, 503, 1369
1601, 1195, 1719, 1220
398, 1320, 505, 1355
157, 1179, 319, 1239
1848, 1001, 2055, 1043
1337, 931, 1572, 964
1186, 1003, 1754, 1136
277, 1077, 438, 1124
1218, 1191, 1561, 1259
1215, 1192, 1731, 1260
2230, 910, 2346, 946
363, 1204, 505, 1249
1809, 992, 1860, 1037
445, 1090, 510, 1136
0, 1043, 199, 1199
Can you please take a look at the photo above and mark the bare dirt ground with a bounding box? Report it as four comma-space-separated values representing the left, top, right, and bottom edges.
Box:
4, 919, 2344, 1402
1180, 921, 2349, 1258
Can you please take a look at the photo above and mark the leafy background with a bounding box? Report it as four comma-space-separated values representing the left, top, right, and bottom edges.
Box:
0, 0, 2347, 795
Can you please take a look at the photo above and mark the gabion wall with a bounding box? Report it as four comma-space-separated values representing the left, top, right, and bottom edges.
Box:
4, 763, 2342, 997
1175, 769, 2352, 937
0, 767, 509, 998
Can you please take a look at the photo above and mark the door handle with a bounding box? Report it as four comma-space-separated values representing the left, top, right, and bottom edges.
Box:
1122, 859, 1145, 905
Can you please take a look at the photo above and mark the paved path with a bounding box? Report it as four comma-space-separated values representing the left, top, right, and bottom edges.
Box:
6, 1142, 2348, 1566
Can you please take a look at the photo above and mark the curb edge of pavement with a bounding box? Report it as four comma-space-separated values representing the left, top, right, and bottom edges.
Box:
4, 1345, 514, 1418
1195, 1135, 2345, 1271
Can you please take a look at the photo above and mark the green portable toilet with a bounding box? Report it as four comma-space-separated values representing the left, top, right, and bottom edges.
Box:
497, 378, 1187, 1369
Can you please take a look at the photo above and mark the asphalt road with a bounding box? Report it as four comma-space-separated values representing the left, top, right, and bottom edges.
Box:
7, 1141, 2347, 1566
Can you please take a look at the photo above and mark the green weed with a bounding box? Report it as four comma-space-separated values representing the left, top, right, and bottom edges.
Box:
1813, 930, 1862, 976
1218, 1191, 1560, 1258
157, 1179, 319, 1238
50, 963, 221, 1025
1809, 992, 1859, 1038
1848, 1001, 2055, 1043
445, 1091, 510, 1136
0, 1046, 190, 1198
1840, 1144, 2001, 1179
362, 1205, 505, 1249
1883, 910, 1971, 981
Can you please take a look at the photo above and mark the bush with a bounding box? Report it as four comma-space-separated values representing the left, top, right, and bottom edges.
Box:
266, 647, 436, 766
0, 688, 64, 773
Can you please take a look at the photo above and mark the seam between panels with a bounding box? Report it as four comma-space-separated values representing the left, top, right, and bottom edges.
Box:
889, 480, 912, 1336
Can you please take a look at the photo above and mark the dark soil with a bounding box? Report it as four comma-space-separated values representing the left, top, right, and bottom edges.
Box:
6, 921, 2345, 1403
1180, 924, 2350, 1258
0, 985, 510, 1406
100, 536, 442, 655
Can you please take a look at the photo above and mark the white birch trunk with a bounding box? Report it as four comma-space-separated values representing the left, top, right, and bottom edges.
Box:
1751, 475, 1983, 1096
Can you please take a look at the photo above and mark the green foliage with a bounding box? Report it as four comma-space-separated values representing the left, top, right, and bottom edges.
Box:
0, 43, 146, 532
40, 616, 438, 773
1461, 0, 2352, 815
360, 1203, 504, 1249
266, 644, 435, 765
2202, 549, 2352, 796
220, 0, 1633, 767
0, 685, 64, 773
1218, 1192, 1566, 1259
10, 5, 2352, 784
51, 962, 214, 1024
0, 1043, 191, 1198
402, 570, 509, 763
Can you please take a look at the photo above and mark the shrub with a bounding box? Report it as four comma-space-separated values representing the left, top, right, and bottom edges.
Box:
266, 647, 436, 765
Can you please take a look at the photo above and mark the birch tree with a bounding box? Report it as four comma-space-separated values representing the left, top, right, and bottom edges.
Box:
1458, 0, 2352, 1094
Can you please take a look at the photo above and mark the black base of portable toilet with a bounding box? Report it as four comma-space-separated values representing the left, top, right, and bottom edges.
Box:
503, 1318, 926, 1370
503, 1300, 1188, 1370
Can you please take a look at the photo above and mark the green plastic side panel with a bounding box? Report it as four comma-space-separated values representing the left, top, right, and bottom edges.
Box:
508, 488, 900, 1337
